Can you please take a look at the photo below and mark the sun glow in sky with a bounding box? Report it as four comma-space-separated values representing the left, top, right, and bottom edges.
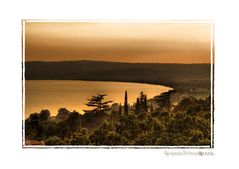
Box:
25, 21, 212, 63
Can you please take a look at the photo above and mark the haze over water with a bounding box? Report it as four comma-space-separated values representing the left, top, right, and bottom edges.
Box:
25, 80, 172, 118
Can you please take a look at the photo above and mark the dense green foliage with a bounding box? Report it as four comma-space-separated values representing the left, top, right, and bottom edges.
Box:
25, 91, 211, 146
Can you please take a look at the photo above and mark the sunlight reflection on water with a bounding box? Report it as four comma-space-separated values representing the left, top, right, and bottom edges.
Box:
25, 80, 172, 118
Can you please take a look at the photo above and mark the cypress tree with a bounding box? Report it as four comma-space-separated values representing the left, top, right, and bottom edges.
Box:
124, 90, 128, 115
135, 98, 140, 114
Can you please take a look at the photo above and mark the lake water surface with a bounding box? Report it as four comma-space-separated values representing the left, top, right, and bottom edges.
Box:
25, 80, 172, 118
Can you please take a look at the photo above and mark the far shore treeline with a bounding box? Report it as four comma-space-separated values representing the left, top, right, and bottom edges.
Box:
25, 60, 211, 89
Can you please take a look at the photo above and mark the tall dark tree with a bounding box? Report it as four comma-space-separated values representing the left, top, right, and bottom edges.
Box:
124, 90, 129, 115
143, 94, 147, 112
135, 91, 148, 113
85, 94, 113, 114
135, 98, 140, 114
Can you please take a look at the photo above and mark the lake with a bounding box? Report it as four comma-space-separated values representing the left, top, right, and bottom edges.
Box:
24, 80, 172, 118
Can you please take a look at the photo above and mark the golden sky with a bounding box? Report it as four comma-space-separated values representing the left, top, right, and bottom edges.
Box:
25, 21, 212, 63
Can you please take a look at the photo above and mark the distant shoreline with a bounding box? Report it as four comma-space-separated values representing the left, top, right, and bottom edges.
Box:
24, 79, 175, 89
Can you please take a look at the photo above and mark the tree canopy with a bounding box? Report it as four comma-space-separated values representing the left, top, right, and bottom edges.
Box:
85, 94, 113, 114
